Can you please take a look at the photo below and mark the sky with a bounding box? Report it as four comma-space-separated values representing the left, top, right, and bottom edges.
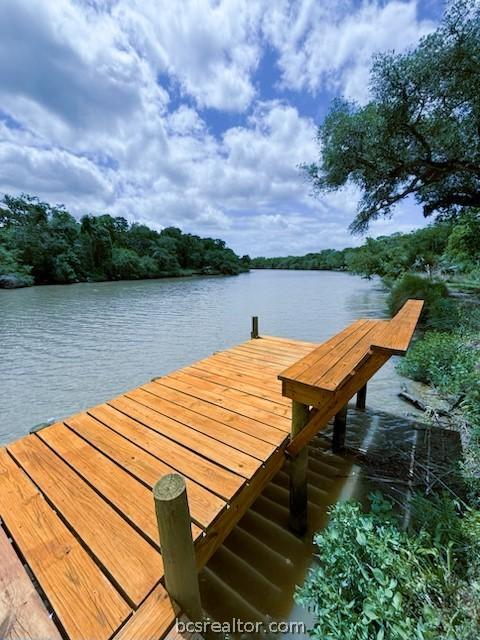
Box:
0, 0, 445, 257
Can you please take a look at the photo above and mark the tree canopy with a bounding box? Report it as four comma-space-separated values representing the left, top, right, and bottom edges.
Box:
251, 212, 480, 281
305, 0, 480, 233
0, 194, 249, 286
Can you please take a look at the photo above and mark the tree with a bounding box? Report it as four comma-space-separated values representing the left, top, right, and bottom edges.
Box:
445, 209, 480, 269
0, 194, 246, 286
306, 0, 480, 233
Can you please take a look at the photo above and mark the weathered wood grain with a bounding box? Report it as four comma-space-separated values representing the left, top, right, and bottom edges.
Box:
8, 436, 163, 606
0, 526, 62, 640
0, 448, 130, 640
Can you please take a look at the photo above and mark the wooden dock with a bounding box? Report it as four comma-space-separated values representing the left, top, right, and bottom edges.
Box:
0, 300, 423, 640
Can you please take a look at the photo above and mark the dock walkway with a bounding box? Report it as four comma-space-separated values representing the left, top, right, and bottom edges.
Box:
0, 300, 423, 640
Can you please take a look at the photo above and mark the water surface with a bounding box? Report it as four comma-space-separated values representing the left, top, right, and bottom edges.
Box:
1, 270, 409, 444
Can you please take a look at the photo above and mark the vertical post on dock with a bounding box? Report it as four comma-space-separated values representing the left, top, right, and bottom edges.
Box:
356, 384, 367, 410
289, 400, 310, 535
153, 473, 203, 622
251, 316, 259, 339
332, 405, 348, 453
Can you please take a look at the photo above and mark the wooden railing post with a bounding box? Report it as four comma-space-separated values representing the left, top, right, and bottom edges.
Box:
153, 474, 203, 622
356, 384, 367, 410
332, 405, 348, 453
289, 401, 310, 535
251, 316, 259, 339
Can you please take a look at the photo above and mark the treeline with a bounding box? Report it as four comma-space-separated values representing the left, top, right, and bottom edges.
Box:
252, 211, 480, 282
0, 194, 250, 287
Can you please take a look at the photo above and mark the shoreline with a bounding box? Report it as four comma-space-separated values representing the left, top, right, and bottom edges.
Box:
0, 268, 251, 290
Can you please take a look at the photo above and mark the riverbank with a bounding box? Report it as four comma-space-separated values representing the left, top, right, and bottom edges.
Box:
0, 267, 249, 289
0, 194, 250, 289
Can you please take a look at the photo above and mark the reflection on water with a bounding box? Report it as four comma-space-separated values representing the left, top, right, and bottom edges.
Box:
1, 270, 413, 444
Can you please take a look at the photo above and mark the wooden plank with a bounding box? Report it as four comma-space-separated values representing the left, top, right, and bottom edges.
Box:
0, 526, 62, 640
181, 366, 291, 410
235, 339, 311, 358
281, 378, 332, 408
196, 356, 284, 392
217, 349, 286, 371
310, 321, 381, 389
260, 335, 319, 349
0, 448, 130, 640
211, 352, 282, 375
110, 394, 263, 478
39, 423, 204, 539
243, 337, 316, 354
224, 345, 296, 367
286, 351, 391, 456
172, 369, 291, 419
371, 299, 424, 354
113, 585, 178, 640
159, 372, 291, 432
238, 341, 315, 361
131, 385, 275, 458
143, 380, 286, 444
195, 447, 286, 569
63, 414, 225, 529
8, 436, 163, 606
86, 405, 244, 500
278, 319, 372, 383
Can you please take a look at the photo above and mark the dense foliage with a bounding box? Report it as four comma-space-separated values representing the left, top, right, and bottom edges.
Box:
0, 194, 250, 287
304, 0, 480, 233
252, 212, 480, 283
399, 305, 480, 502
387, 274, 451, 325
297, 493, 480, 640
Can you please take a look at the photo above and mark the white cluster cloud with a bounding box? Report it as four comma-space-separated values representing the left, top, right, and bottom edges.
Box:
0, 0, 435, 256
263, 0, 435, 103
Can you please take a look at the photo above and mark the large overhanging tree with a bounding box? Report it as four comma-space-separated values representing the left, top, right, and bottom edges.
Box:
305, 0, 480, 233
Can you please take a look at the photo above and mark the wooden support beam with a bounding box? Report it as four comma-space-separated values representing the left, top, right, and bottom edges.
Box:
332, 405, 347, 453
288, 401, 310, 535
356, 384, 367, 410
153, 474, 203, 623
250, 316, 259, 339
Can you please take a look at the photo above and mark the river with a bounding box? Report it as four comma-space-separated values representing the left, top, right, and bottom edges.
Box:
0, 270, 410, 445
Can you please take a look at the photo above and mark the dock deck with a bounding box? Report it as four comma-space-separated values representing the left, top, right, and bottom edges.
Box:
0, 335, 315, 640
0, 301, 423, 640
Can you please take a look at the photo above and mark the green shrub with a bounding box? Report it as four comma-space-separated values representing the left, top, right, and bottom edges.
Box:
0, 244, 34, 284
296, 494, 480, 640
397, 331, 477, 394
388, 274, 449, 324
398, 306, 480, 503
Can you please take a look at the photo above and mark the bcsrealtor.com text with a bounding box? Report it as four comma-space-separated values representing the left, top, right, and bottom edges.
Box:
176, 618, 307, 635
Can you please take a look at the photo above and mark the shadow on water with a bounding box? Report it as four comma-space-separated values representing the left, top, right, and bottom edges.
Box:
199, 402, 460, 639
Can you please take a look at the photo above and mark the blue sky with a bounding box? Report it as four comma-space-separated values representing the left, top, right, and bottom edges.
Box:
0, 0, 444, 256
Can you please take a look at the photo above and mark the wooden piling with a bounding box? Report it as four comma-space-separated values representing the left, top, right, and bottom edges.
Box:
153, 474, 203, 623
250, 316, 259, 339
289, 400, 310, 535
332, 405, 347, 453
356, 384, 367, 410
